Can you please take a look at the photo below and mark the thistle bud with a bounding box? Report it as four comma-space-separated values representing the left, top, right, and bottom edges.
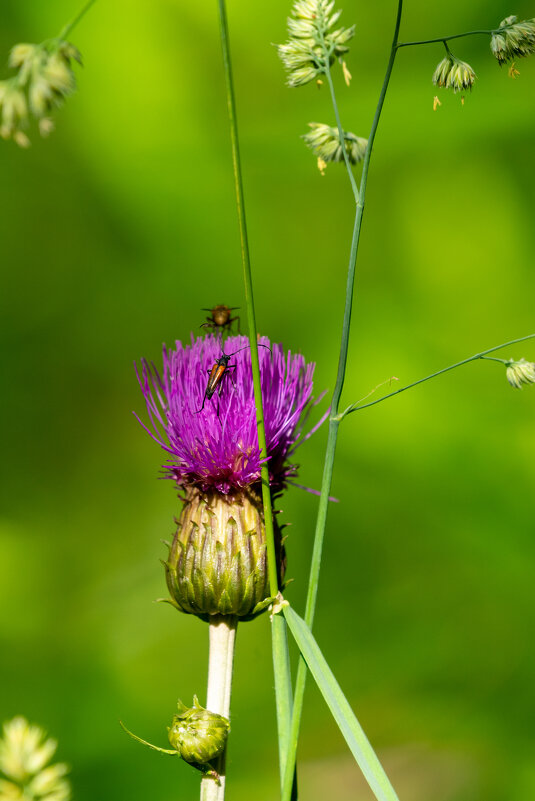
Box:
168, 698, 229, 765
164, 487, 285, 621
506, 358, 535, 388
303, 122, 367, 167
491, 16, 535, 64
432, 54, 476, 93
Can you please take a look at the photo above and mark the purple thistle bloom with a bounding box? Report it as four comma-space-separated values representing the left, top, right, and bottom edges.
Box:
135, 334, 325, 495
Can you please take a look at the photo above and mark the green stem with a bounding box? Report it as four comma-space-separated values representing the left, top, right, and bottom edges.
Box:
216, 0, 294, 790
58, 0, 98, 39
397, 25, 508, 49
281, 4, 404, 801
200, 616, 237, 801
337, 333, 535, 417
322, 59, 360, 202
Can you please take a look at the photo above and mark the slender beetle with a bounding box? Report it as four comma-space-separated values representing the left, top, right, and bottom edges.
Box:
196, 342, 271, 414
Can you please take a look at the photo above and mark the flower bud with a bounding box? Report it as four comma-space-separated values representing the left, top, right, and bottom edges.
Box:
506, 358, 535, 388
432, 54, 476, 93
303, 122, 367, 168
491, 16, 535, 64
0, 84, 29, 145
164, 487, 285, 621
9, 43, 39, 69
167, 698, 229, 765
278, 0, 355, 87
0, 717, 70, 800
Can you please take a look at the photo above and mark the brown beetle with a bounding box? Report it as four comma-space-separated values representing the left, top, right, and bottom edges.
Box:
200, 305, 240, 334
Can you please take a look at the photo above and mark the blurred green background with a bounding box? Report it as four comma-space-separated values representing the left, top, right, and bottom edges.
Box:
0, 1, 534, 799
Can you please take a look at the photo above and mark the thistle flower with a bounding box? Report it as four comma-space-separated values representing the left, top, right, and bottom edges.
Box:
432, 53, 476, 93
491, 16, 535, 64
506, 358, 535, 388
0, 39, 81, 146
0, 716, 70, 801
278, 0, 355, 87
136, 334, 325, 619
303, 122, 367, 167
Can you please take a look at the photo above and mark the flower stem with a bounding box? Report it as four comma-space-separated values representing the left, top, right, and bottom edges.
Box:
321, 51, 359, 202
216, 0, 295, 789
200, 616, 238, 801
396, 24, 511, 50
281, 4, 404, 800
336, 333, 535, 417
58, 0, 98, 39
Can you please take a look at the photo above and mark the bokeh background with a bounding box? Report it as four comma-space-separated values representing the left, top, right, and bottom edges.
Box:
1, 1, 534, 799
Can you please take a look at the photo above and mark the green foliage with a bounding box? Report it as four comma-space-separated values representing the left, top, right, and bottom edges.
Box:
0, 1, 534, 800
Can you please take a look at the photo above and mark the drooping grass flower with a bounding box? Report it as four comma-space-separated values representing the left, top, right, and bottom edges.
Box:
506, 358, 535, 388
0, 716, 70, 801
303, 122, 367, 170
491, 16, 535, 64
432, 53, 476, 93
0, 39, 81, 145
136, 334, 325, 620
278, 0, 355, 87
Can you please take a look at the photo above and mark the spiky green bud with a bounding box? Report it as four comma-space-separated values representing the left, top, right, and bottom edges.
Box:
491, 16, 535, 64
303, 122, 367, 169
167, 698, 229, 765
432, 54, 476, 93
164, 488, 285, 621
506, 358, 535, 388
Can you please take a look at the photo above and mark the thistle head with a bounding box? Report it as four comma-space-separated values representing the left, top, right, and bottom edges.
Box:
278, 0, 355, 87
0, 716, 70, 800
303, 122, 367, 170
491, 16, 535, 64
432, 53, 476, 94
168, 698, 230, 765
506, 358, 535, 388
136, 335, 322, 495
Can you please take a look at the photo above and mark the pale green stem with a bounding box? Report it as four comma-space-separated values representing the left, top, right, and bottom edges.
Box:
337, 333, 535, 417
216, 0, 295, 790
58, 0, 98, 39
281, 4, 405, 800
397, 23, 513, 49
323, 65, 360, 202
318, 34, 359, 202
200, 616, 238, 801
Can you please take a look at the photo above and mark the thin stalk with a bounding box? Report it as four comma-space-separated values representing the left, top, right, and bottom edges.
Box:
322, 62, 360, 202
397, 25, 509, 49
337, 333, 535, 417
324, 66, 360, 202
58, 0, 98, 39
281, 4, 404, 800
200, 616, 238, 801
216, 0, 295, 788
